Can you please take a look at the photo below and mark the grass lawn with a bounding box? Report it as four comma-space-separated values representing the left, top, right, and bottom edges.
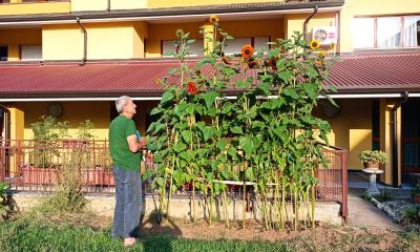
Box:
0, 212, 419, 252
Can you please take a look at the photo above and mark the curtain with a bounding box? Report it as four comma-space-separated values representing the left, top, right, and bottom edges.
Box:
403, 16, 420, 47
402, 103, 420, 168
377, 17, 401, 48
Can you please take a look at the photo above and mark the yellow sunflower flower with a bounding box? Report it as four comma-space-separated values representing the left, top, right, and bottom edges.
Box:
319, 50, 327, 58
209, 15, 219, 24
309, 39, 320, 50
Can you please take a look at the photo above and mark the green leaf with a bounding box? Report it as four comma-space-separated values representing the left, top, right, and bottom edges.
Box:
239, 136, 254, 156
204, 91, 219, 110
217, 140, 227, 152
150, 107, 162, 116
201, 126, 215, 142
161, 90, 175, 103
230, 126, 243, 135
244, 167, 253, 181
283, 87, 300, 100
173, 142, 187, 153
181, 130, 192, 143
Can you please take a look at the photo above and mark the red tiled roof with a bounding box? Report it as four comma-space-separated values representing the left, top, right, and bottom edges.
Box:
0, 52, 419, 99
0, 60, 186, 98
326, 52, 420, 93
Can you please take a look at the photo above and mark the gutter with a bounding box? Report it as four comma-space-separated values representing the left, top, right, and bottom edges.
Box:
391, 91, 409, 188
76, 18, 87, 66
0, 92, 419, 102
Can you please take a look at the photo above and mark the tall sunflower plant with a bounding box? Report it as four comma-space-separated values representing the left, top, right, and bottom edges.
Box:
146, 15, 336, 230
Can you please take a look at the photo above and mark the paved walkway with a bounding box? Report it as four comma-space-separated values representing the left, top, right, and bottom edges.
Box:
346, 195, 402, 231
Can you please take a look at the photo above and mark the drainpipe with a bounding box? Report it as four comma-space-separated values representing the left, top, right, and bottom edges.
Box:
391, 91, 409, 188
106, 0, 111, 12
76, 18, 87, 66
303, 5, 319, 42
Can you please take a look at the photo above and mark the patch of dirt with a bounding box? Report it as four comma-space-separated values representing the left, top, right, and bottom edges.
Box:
136, 217, 419, 251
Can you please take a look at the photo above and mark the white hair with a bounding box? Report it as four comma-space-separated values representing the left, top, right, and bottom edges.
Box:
115, 95, 130, 113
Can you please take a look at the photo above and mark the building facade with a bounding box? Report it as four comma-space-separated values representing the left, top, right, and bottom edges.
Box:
0, 0, 419, 186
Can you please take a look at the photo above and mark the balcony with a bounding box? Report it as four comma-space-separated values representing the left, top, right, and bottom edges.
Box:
0, 0, 70, 16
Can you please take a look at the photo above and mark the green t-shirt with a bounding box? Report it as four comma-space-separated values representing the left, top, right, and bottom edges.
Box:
109, 115, 141, 171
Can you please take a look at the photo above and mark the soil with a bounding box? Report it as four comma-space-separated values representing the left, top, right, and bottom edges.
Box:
87, 214, 419, 252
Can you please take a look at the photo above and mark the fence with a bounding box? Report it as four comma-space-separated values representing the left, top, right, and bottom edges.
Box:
0, 139, 347, 221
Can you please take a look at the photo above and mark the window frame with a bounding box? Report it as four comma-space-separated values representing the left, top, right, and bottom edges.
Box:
353, 15, 420, 49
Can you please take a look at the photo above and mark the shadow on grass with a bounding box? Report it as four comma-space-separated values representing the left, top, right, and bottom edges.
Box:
139, 210, 183, 252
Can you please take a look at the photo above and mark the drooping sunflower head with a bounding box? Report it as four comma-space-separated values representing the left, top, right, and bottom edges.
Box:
186, 81, 198, 95
309, 39, 320, 50
241, 44, 254, 59
209, 15, 219, 24
176, 29, 184, 38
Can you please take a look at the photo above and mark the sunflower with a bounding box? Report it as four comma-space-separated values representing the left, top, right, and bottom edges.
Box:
222, 56, 233, 65
241, 44, 254, 59
186, 81, 198, 95
176, 29, 183, 38
319, 50, 327, 58
209, 15, 219, 24
309, 39, 320, 50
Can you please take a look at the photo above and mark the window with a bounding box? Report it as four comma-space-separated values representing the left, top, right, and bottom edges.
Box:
0, 46, 7, 61
162, 39, 204, 58
21, 45, 42, 61
353, 15, 420, 49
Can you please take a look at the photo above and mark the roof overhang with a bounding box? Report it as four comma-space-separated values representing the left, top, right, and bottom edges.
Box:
1, 51, 420, 102
0, 1, 344, 28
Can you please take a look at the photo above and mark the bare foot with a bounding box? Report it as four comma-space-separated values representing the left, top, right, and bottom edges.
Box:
123, 237, 137, 247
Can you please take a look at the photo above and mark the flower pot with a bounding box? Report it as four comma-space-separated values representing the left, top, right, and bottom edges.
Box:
363, 162, 380, 169
21, 167, 60, 185
414, 194, 420, 204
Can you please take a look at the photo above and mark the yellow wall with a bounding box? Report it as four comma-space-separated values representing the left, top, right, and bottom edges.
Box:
133, 22, 149, 58
8, 100, 158, 141
0, 29, 42, 61
340, 0, 420, 53
43, 24, 84, 61
146, 19, 283, 58
315, 99, 373, 170
71, 0, 146, 12
379, 99, 402, 185
148, 0, 284, 8
284, 13, 336, 41
43, 22, 146, 61
0, 2, 69, 15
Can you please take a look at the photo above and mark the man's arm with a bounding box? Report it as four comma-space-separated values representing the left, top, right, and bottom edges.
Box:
127, 134, 147, 153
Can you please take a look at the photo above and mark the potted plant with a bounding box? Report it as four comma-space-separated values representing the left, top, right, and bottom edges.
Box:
358, 150, 388, 169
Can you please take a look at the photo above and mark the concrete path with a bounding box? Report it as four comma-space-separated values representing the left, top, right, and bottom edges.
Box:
346, 195, 402, 231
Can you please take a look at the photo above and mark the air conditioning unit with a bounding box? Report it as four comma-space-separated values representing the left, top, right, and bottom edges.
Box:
312, 26, 337, 45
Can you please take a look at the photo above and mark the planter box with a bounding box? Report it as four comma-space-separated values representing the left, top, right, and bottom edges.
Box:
82, 168, 115, 186
21, 167, 60, 185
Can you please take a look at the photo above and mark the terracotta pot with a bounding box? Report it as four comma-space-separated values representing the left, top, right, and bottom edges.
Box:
414, 194, 420, 204
363, 162, 380, 169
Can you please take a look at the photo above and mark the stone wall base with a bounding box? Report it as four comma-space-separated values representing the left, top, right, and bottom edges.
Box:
9, 192, 343, 225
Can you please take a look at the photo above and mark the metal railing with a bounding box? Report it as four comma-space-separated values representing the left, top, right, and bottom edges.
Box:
0, 139, 347, 221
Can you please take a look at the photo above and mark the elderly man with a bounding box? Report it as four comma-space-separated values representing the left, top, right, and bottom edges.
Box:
109, 95, 147, 247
